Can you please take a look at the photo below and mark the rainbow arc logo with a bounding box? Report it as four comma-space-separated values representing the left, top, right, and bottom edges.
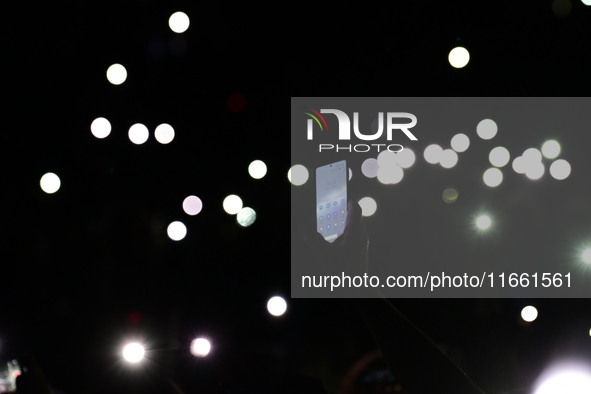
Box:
302, 108, 329, 131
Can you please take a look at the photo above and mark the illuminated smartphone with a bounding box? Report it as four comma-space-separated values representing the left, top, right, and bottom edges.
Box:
0, 359, 21, 393
316, 160, 347, 243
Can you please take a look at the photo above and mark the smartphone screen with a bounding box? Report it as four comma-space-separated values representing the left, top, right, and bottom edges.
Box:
316, 160, 347, 242
0, 360, 21, 393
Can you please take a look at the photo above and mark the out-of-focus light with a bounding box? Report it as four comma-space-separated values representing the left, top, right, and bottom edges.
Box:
483, 168, 503, 187
223, 195, 243, 214
167, 221, 187, 241
521, 306, 538, 322
248, 160, 267, 179
106, 64, 127, 85
237, 207, 256, 227
476, 216, 491, 230
267, 296, 287, 316
40, 173, 61, 194
477, 119, 498, 140
582, 249, 591, 263
361, 158, 379, 178
349, 168, 352, 181
377, 165, 403, 185
129, 123, 149, 145
489, 147, 510, 167
123, 343, 144, 363
523, 148, 542, 163
183, 196, 203, 215
91, 117, 111, 139
288, 165, 309, 186
448, 47, 470, 68
154, 123, 174, 144
525, 162, 545, 180
442, 187, 459, 204
451, 133, 470, 153
359, 197, 377, 217
397, 148, 416, 168
512, 156, 526, 174
191, 338, 211, 357
227, 93, 246, 113
377, 150, 397, 168
550, 159, 571, 180
536, 369, 591, 394
169, 12, 190, 33
583, 0, 591, 5
424, 144, 443, 164
542, 140, 561, 159
440, 149, 458, 169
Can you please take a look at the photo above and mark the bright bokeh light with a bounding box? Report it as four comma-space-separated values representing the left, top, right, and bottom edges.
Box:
129, 123, 149, 145
106, 64, 127, 85
377, 165, 404, 185
123, 343, 145, 363
396, 148, 416, 168
288, 165, 309, 186
182, 195, 203, 215
442, 187, 459, 204
424, 144, 443, 164
512, 156, 526, 174
525, 161, 545, 180
483, 168, 503, 187
237, 207, 256, 227
223, 195, 243, 215
477, 119, 498, 140
40, 173, 61, 194
523, 148, 542, 163
582, 249, 591, 263
359, 197, 377, 217
167, 221, 187, 241
169, 12, 190, 33
476, 216, 491, 230
349, 168, 353, 181
550, 159, 571, 180
448, 47, 470, 68
489, 147, 510, 167
267, 296, 287, 316
154, 123, 174, 144
542, 140, 561, 159
191, 338, 211, 357
584, 0, 591, 5
440, 149, 458, 169
535, 368, 591, 394
91, 117, 111, 139
377, 150, 397, 168
361, 158, 379, 178
521, 306, 538, 322
451, 133, 470, 153
248, 160, 267, 179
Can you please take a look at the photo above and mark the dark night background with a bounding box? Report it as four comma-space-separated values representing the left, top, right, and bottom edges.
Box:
2, 0, 591, 393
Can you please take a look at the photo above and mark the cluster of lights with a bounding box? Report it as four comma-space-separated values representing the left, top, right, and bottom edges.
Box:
91, 117, 176, 145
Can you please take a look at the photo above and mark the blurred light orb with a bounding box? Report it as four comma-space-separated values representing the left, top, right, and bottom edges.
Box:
476, 216, 491, 230
440, 149, 459, 169
483, 168, 503, 187
248, 160, 267, 179
359, 197, 377, 217
396, 148, 416, 168
542, 140, 561, 159
154, 123, 175, 144
521, 305, 538, 322
512, 156, 526, 174
550, 159, 571, 180
267, 296, 287, 316
123, 343, 144, 363
223, 195, 243, 215
377, 150, 397, 168
535, 368, 591, 394
237, 207, 256, 227
582, 249, 591, 263
91, 117, 111, 139
477, 119, 498, 140
288, 165, 309, 186
106, 63, 127, 85
448, 47, 470, 68
442, 187, 459, 204
583, 0, 591, 5
523, 148, 543, 163
361, 158, 379, 178
40, 173, 61, 194
424, 144, 443, 164
167, 221, 187, 241
191, 338, 211, 357
489, 146, 510, 167
451, 133, 470, 153
183, 195, 203, 215
377, 165, 404, 185
129, 123, 149, 145
349, 168, 353, 181
525, 161, 545, 180
169, 12, 190, 33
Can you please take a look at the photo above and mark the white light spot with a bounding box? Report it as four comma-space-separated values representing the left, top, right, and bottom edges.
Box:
129, 123, 149, 145
582, 249, 591, 263
288, 165, 309, 186
521, 306, 538, 322
523, 148, 543, 163
183, 196, 203, 215
358, 197, 377, 217
91, 117, 111, 139
583, 0, 591, 5
40, 173, 61, 194
349, 168, 353, 181
476, 216, 491, 230
267, 296, 287, 316
167, 221, 187, 241
396, 148, 416, 168
477, 119, 498, 140
361, 158, 379, 178
483, 168, 503, 187
424, 144, 443, 164
223, 195, 243, 215
550, 159, 571, 180
440, 149, 459, 169
525, 161, 545, 180
542, 140, 561, 159
237, 207, 256, 227
512, 156, 526, 174
489, 146, 510, 167
377, 150, 397, 168
535, 368, 591, 394
248, 160, 267, 179
377, 164, 404, 185
451, 133, 470, 153
191, 338, 211, 357
154, 123, 175, 144
106, 63, 127, 85
169, 12, 190, 33
448, 47, 470, 68
123, 343, 144, 363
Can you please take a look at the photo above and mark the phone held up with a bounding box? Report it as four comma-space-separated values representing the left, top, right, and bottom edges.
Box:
315, 160, 347, 243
